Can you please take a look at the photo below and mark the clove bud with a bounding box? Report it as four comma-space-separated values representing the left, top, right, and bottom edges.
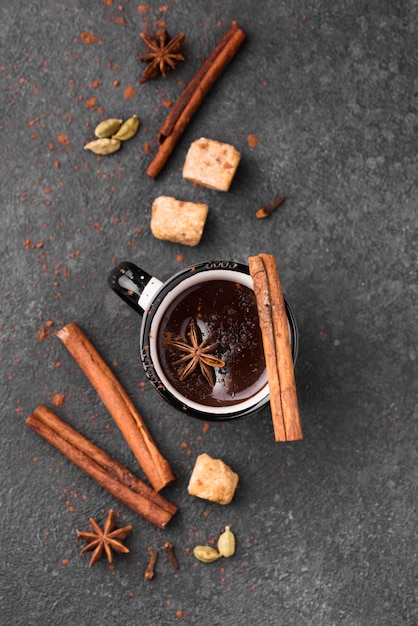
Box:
144, 550, 158, 580
163, 541, 179, 570
255, 194, 286, 219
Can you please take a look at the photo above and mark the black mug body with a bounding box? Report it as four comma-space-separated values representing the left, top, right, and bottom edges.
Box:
108, 260, 298, 420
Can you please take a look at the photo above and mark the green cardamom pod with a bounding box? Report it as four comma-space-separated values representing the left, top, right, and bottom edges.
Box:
112, 114, 140, 141
94, 118, 123, 138
84, 138, 121, 155
193, 546, 222, 563
217, 526, 235, 558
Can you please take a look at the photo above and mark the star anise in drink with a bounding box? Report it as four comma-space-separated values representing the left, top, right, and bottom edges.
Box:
77, 509, 133, 567
138, 28, 185, 84
168, 318, 225, 388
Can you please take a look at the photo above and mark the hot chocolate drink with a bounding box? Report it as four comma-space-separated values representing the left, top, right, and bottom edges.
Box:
157, 279, 267, 407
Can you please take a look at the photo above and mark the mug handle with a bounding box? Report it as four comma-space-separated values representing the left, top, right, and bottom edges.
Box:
108, 261, 163, 315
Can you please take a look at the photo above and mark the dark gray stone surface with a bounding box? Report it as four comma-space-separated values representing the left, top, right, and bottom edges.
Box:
2, 1, 417, 624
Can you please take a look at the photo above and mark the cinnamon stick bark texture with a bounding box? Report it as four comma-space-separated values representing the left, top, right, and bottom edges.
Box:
26, 405, 176, 528
146, 21, 246, 179
248, 254, 303, 442
55, 322, 175, 492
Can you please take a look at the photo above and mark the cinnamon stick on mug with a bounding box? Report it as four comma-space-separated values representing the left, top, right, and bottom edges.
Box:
146, 20, 246, 179
56, 322, 175, 492
248, 254, 302, 442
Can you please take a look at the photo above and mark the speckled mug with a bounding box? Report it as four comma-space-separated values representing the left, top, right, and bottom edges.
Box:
108, 260, 298, 420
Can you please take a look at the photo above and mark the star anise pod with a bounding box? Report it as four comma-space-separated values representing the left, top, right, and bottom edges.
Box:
77, 509, 133, 567
168, 318, 225, 388
138, 28, 185, 84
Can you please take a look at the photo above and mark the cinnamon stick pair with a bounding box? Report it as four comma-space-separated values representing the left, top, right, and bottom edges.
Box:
146, 20, 246, 179
55, 322, 174, 492
26, 405, 176, 528
249, 254, 302, 442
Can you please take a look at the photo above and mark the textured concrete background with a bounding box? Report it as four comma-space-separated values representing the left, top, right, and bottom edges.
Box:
2, 1, 417, 624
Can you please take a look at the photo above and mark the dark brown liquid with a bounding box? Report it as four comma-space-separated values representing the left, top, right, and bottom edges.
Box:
157, 279, 267, 407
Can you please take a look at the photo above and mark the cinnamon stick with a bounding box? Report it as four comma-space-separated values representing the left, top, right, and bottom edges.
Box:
146, 21, 246, 179
248, 254, 302, 442
55, 322, 175, 492
26, 405, 176, 528
249, 255, 286, 441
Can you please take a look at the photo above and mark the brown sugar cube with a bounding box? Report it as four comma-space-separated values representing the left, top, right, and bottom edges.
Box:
150, 196, 209, 247
182, 138, 241, 192
187, 453, 239, 505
